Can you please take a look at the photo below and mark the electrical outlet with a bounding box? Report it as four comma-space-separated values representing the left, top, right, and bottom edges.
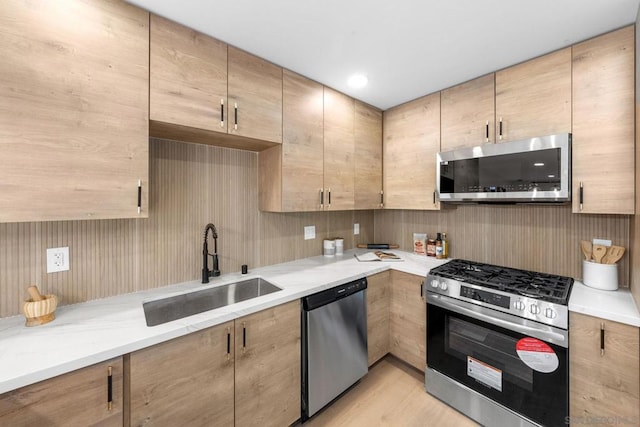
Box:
354, 223, 360, 235
304, 226, 316, 240
47, 247, 69, 273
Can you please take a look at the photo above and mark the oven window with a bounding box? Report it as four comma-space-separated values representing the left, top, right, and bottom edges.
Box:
427, 303, 568, 427
446, 316, 533, 392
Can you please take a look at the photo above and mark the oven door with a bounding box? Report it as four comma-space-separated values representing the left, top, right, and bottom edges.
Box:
426, 294, 568, 427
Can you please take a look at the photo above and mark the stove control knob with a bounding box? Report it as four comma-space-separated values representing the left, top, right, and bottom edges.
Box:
513, 301, 525, 311
544, 307, 557, 319
529, 304, 541, 315
439, 282, 448, 291
430, 279, 439, 289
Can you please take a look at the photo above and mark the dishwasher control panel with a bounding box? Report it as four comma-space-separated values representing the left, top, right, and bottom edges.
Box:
302, 277, 367, 311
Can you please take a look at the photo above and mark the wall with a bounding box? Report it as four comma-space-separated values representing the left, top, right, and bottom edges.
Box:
375, 206, 630, 283
0, 138, 374, 318
632, 7, 640, 303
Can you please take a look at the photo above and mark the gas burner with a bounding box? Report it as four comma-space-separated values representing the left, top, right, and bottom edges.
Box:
431, 259, 574, 305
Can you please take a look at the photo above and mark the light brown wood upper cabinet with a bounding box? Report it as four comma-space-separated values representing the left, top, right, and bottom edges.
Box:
441, 73, 496, 151
150, 14, 228, 134
0, 0, 149, 223
0, 358, 123, 426
570, 312, 639, 423
323, 87, 356, 210
355, 101, 383, 209
367, 270, 390, 366
495, 48, 571, 143
235, 300, 300, 427
259, 79, 382, 212
129, 322, 235, 426
383, 92, 441, 210
228, 47, 283, 144
149, 18, 281, 150
572, 26, 635, 215
389, 270, 426, 372
259, 70, 324, 212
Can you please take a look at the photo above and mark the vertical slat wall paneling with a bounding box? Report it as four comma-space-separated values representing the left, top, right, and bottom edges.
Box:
374, 206, 630, 284
257, 210, 376, 267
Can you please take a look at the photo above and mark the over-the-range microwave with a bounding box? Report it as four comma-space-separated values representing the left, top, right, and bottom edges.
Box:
437, 133, 571, 203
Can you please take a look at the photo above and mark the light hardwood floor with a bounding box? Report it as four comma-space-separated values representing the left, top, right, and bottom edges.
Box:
301, 356, 478, 427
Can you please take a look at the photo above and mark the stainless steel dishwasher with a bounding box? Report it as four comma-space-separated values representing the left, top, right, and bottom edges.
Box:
301, 277, 368, 421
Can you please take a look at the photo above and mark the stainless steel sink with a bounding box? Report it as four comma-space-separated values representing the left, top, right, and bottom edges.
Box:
143, 278, 282, 326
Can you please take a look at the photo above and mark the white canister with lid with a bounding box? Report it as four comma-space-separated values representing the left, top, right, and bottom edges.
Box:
323, 239, 336, 257
335, 238, 344, 255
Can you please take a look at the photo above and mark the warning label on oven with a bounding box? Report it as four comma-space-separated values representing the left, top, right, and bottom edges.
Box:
516, 337, 559, 373
467, 356, 502, 392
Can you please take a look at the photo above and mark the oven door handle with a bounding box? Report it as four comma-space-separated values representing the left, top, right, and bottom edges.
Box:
427, 294, 568, 348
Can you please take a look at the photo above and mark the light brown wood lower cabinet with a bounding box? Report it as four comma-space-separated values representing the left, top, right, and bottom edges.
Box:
128, 301, 300, 427
569, 312, 640, 425
128, 321, 235, 426
366, 270, 391, 366
235, 300, 301, 427
0, 357, 123, 427
389, 270, 426, 371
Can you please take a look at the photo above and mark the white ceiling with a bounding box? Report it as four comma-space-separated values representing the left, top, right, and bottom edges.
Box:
126, 0, 640, 110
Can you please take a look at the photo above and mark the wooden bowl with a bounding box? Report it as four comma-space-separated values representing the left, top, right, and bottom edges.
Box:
22, 295, 58, 326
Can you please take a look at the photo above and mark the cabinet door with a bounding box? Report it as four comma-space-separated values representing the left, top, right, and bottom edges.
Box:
129, 322, 234, 426
150, 14, 227, 133
383, 92, 440, 210
355, 101, 383, 210
389, 271, 426, 371
569, 312, 639, 423
572, 26, 635, 214
441, 73, 495, 151
323, 87, 355, 210
259, 70, 323, 212
0, 0, 149, 222
228, 47, 282, 143
495, 48, 571, 142
0, 358, 123, 426
235, 300, 301, 427
367, 270, 390, 366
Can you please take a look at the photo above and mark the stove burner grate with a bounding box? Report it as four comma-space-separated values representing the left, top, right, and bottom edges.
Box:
431, 259, 574, 304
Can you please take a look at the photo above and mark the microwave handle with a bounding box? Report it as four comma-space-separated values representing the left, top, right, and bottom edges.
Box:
427, 294, 568, 347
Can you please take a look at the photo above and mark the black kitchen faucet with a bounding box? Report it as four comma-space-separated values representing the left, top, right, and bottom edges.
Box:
202, 223, 220, 283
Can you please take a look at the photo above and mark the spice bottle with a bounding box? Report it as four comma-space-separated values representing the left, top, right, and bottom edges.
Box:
435, 233, 444, 259
442, 232, 449, 258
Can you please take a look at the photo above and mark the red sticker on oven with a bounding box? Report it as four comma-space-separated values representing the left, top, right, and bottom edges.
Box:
516, 337, 559, 373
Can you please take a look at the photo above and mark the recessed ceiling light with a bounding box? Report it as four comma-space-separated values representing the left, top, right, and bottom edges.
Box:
534, 162, 545, 167
548, 174, 555, 178
348, 74, 368, 89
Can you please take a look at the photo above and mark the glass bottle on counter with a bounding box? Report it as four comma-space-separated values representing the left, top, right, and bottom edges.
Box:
435, 233, 444, 259
442, 232, 449, 258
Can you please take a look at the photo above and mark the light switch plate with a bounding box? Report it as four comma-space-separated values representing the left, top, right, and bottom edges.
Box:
304, 226, 316, 240
354, 223, 360, 235
47, 247, 69, 273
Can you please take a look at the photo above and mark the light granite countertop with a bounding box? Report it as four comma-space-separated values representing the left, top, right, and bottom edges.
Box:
0, 249, 638, 394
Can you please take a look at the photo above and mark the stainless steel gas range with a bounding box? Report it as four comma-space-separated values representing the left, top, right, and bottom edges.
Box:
424, 259, 574, 427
